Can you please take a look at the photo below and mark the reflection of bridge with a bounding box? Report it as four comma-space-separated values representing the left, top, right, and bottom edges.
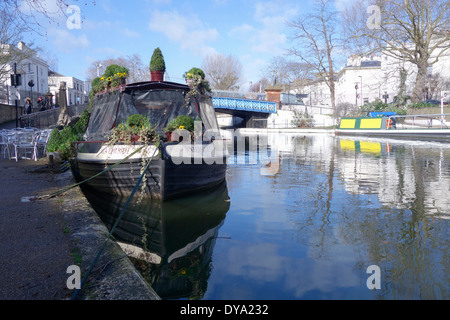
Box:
212, 97, 277, 128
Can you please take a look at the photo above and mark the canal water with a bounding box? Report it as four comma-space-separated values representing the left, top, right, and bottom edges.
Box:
82, 132, 449, 300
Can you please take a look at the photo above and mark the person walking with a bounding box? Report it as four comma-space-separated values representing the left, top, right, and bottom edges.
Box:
25, 98, 33, 114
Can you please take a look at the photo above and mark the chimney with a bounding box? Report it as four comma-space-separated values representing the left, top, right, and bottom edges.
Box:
264, 85, 283, 109
17, 41, 26, 50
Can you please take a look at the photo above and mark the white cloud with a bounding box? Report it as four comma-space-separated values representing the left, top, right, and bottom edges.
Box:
334, 0, 359, 12
121, 28, 141, 38
228, 1, 298, 56
48, 29, 89, 53
148, 9, 219, 57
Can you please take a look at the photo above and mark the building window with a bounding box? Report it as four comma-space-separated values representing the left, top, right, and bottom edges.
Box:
427, 65, 433, 77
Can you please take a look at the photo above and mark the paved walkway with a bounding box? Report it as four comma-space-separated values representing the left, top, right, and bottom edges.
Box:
0, 157, 74, 299
0, 120, 159, 300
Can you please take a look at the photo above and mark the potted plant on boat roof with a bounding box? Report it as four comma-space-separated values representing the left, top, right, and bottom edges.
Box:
108, 114, 158, 145
182, 67, 211, 106
164, 115, 194, 142
183, 67, 205, 86
149, 47, 166, 81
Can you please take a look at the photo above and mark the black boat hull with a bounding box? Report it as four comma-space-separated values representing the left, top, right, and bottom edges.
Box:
72, 155, 227, 201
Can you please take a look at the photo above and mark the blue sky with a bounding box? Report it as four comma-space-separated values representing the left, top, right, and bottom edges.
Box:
23, 0, 348, 89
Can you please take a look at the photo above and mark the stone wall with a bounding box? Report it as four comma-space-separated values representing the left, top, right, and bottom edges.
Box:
0, 103, 24, 124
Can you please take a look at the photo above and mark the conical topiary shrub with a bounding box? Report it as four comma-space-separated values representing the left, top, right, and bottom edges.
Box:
150, 47, 166, 81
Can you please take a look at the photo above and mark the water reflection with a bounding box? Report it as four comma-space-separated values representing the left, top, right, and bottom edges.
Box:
81, 182, 230, 300
336, 137, 450, 218
81, 132, 448, 300
213, 132, 448, 299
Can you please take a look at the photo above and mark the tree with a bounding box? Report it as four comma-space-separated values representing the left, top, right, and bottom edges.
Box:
1, 1, 94, 83
287, 0, 340, 120
149, 47, 166, 72
249, 77, 269, 93
202, 53, 243, 91
265, 56, 314, 92
342, 0, 450, 103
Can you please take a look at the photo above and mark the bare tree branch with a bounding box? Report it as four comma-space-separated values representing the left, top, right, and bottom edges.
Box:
202, 53, 243, 91
287, 0, 341, 118
342, 0, 450, 102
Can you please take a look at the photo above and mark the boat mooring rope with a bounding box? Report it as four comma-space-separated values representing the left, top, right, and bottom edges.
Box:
71, 141, 160, 300
35, 144, 148, 200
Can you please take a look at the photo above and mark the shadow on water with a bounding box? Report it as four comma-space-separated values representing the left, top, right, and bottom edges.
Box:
80, 181, 230, 300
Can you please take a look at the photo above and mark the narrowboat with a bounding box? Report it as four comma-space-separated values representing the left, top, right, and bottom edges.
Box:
335, 112, 450, 141
71, 80, 228, 201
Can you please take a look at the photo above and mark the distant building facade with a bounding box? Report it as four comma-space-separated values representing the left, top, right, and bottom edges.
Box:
298, 41, 450, 108
48, 71, 89, 107
0, 41, 49, 105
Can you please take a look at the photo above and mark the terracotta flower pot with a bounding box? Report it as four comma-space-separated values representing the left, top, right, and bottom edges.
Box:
151, 71, 164, 81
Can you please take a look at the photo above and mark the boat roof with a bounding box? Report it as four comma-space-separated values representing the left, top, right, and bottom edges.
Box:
123, 80, 190, 93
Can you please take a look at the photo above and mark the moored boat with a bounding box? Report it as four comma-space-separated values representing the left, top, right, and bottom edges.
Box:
71, 80, 228, 201
335, 112, 450, 141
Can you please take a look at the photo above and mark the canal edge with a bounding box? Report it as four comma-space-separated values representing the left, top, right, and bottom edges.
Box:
55, 170, 160, 300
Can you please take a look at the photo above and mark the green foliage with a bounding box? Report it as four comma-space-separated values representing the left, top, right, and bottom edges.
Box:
109, 114, 157, 144
183, 70, 212, 106
91, 77, 101, 89
46, 110, 90, 159
291, 110, 315, 128
73, 109, 90, 133
361, 99, 407, 116
103, 64, 129, 78
126, 114, 150, 132
409, 102, 437, 109
183, 67, 205, 79
149, 47, 166, 72
165, 115, 194, 132
89, 65, 128, 109
46, 126, 78, 159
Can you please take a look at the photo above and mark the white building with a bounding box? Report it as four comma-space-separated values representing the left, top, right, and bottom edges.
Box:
337, 55, 386, 106
48, 71, 89, 106
0, 41, 49, 105
300, 41, 450, 108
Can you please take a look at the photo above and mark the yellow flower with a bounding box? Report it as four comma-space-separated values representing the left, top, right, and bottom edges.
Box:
101, 76, 105, 80
107, 77, 111, 82
179, 125, 185, 130
181, 269, 186, 275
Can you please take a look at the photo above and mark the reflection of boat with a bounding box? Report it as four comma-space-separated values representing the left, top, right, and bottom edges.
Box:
71, 81, 227, 201
81, 181, 230, 300
335, 113, 450, 141
339, 139, 392, 155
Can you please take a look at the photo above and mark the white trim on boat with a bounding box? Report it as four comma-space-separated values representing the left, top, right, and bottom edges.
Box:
76, 144, 159, 162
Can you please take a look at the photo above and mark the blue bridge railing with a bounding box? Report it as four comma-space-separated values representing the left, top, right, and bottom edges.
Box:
212, 97, 277, 114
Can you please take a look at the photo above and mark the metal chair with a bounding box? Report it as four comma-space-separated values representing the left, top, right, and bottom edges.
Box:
11, 131, 37, 161
34, 129, 51, 159
0, 130, 11, 159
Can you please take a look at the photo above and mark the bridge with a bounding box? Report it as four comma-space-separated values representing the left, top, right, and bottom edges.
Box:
212, 97, 277, 128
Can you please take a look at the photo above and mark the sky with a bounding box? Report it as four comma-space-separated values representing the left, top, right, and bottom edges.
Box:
21, 0, 352, 89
